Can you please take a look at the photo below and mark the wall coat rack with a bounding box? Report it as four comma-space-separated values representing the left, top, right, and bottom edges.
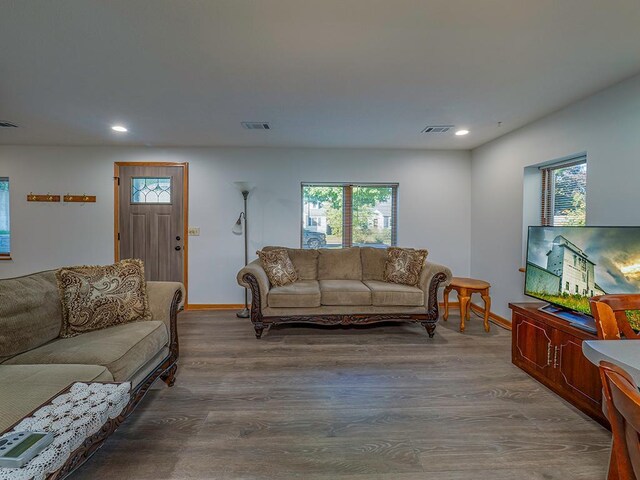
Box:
26, 193, 97, 202
64, 194, 96, 203
27, 193, 60, 202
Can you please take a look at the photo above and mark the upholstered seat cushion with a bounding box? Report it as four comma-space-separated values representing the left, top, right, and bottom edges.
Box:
0, 270, 62, 362
319, 280, 372, 306
318, 247, 362, 280
361, 247, 388, 281
0, 364, 113, 432
263, 247, 319, 280
268, 281, 321, 308
364, 280, 424, 306
4, 321, 168, 382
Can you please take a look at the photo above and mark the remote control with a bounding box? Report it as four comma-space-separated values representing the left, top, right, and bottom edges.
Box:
0, 431, 54, 468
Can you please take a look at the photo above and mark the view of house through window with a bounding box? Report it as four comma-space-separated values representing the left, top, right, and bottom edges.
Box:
302, 183, 397, 249
541, 158, 587, 226
0, 177, 9, 256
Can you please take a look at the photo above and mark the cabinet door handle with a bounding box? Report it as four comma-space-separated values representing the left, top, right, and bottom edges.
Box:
553, 346, 559, 369
547, 342, 552, 365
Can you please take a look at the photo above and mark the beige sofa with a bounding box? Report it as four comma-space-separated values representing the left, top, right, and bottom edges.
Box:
0, 270, 185, 436
237, 246, 452, 338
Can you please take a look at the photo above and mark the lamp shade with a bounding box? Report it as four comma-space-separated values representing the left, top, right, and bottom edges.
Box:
232, 213, 243, 235
233, 181, 253, 194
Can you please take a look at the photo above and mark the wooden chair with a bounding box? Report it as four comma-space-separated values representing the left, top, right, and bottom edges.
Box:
590, 295, 640, 340
600, 361, 640, 480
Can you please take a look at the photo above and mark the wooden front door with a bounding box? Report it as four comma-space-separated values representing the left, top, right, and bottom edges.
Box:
116, 164, 187, 283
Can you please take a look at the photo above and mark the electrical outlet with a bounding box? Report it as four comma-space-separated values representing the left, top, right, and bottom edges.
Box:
188, 227, 200, 236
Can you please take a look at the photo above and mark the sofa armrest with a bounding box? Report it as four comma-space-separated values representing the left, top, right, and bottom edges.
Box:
419, 261, 453, 315
237, 259, 270, 312
146, 281, 185, 360
147, 281, 185, 323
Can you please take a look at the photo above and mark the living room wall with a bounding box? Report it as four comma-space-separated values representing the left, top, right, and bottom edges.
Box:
471, 73, 640, 320
0, 146, 471, 304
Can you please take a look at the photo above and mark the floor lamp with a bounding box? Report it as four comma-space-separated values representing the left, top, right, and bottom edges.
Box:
232, 182, 253, 318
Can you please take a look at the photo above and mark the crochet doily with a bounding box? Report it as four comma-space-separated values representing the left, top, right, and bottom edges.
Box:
0, 382, 130, 480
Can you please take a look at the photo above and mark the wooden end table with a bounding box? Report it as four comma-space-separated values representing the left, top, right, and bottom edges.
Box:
443, 277, 491, 332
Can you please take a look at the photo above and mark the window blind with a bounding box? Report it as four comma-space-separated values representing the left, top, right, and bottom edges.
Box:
0, 177, 10, 256
540, 157, 587, 226
390, 186, 398, 247
342, 185, 353, 247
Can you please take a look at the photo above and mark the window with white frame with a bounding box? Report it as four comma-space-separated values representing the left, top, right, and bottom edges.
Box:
540, 156, 587, 226
0, 177, 10, 257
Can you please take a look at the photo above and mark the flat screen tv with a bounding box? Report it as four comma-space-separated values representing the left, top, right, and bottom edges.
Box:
525, 226, 640, 319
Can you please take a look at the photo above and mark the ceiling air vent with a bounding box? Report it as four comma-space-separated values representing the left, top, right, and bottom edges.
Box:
0, 121, 18, 128
421, 125, 453, 134
241, 122, 270, 130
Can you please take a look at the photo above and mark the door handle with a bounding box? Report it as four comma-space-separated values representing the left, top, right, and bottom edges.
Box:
547, 342, 552, 365
553, 346, 559, 369
175, 246, 182, 251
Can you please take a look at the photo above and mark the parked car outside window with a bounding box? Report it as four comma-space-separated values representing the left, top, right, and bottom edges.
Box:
303, 229, 327, 249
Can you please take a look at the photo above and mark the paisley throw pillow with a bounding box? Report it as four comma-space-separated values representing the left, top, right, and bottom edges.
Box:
383, 247, 429, 286
257, 249, 298, 287
56, 259, 151, 338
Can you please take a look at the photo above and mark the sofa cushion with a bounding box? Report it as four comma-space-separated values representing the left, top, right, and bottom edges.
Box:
318, 247, 362, 280
384, 247, 429, 286
0, 270, 62, 363
4, 320, 168, 382
268, 281, 321, 308
130, 347, 170, 389
364, 280, 424, 307
263, 247, 318, 280
56, 259, 151, 338
361, 247, 388, 281
319, 280, 372, 306
257, 249, 299, 287
0, 364, 113, 433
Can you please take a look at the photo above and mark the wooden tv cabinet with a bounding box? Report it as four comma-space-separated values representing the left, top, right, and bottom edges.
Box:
510, 303, 608, 427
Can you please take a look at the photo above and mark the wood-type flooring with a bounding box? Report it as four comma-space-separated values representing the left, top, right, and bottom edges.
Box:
75, 310, 610, 479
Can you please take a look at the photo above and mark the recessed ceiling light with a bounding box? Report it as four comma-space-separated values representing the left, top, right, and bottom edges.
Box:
455, 129, 469, 136
111, 125, 128, 133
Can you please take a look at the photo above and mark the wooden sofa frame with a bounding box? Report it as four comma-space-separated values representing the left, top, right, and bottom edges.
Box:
242, 271, 449, 339
39, 287, 184, 480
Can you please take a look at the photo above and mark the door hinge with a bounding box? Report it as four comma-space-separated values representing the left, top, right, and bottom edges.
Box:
114, 176, 120, 186
117, 233, 120, 241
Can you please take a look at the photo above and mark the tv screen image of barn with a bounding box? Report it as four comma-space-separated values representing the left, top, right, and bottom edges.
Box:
525, 226, 640, 316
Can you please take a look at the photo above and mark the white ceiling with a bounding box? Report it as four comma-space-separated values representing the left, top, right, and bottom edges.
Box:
1, 0, 639, 149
